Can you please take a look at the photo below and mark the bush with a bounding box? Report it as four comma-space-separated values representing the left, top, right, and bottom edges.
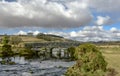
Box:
1, 44, 14, 57
19, 48, 37, 58
67, 46, 76, 60
65, 43, 108, 76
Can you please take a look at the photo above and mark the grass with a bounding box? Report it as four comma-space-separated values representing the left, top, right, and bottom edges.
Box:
103, 53, 120, 76
20, 36, 46, 42
99, 46, 120, 54
99, 45, 120, 76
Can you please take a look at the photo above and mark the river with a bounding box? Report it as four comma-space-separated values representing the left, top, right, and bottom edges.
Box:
0, 56, 75, 76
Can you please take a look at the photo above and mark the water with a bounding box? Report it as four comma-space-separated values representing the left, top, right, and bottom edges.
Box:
0, 57, 75, 76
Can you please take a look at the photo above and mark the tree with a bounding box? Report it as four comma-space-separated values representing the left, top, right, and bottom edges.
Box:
1, 35, 14, 57
65, 43, 108, 76
2, 35, 10, 45
1, 45, 13, 57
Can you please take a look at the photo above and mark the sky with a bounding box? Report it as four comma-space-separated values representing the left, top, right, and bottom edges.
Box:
0, 0, 120, 42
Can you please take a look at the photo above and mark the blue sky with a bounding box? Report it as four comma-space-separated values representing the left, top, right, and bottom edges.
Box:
0, 0, 120, 41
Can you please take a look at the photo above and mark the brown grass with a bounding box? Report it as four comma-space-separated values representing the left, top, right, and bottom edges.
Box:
100, 46, 120, 76
20, 36, 46, 42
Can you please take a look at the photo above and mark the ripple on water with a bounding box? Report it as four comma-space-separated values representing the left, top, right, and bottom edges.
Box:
0, 57, 75, 76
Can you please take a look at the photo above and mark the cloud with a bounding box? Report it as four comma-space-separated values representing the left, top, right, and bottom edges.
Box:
0, 0, 92, 28
46, 26, 120, 42
16, 30, 27, 35
96, 16, 112, 25
85, 0, 120, 23
0, 0, 119, 29
16, 30, 40, 35
110, 27, 118, 32
1, 0, 120, 42
70, 31, 78, 37
33, 30, 40, 35
15, 26, 120, 42
88, 0, 120, 13
72, 26, 120, 42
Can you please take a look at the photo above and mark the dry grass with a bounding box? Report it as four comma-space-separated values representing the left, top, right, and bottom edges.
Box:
99, 46, 120, 76
99, 46, 120, 54
103, 53, 120, 76
20, 36, 46, 42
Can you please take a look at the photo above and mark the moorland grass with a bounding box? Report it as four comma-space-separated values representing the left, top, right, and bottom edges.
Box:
99, 46, 120, 76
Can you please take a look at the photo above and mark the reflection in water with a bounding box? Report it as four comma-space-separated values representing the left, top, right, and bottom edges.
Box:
11, 56, 28, 64
0, 56, 28, 65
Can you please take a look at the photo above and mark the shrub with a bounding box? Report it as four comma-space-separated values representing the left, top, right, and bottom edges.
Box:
19, 48, 37, 58
1, 44, 14, 57
67, 46, 76, 60
65, 43, 108, 76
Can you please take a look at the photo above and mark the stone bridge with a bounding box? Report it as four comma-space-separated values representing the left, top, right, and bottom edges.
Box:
31, 47, 70, 59
24, 42, 80, 59
25, 42, 80, 48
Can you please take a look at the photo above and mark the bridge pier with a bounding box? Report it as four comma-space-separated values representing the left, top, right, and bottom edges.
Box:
32, 47, 70, 59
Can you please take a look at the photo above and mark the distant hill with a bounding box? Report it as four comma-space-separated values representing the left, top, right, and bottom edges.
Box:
1, 34, 119, 48
36, 33, 63, 42
14, 34, 80, 48
0, 33, 75, 43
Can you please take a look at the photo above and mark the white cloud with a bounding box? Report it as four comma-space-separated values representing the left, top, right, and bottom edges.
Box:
0, 0, 92, 28
0, 0, 119, 29
16, 30, 27, 35
110, 27, 118, 32
15, 26, 120, 42
45, 26, 120, 42
33, 30, 40, 35
16, 30, 40, 35
73, 26, 120, 42
96, 16, 112, 25
70, 31, 78, 37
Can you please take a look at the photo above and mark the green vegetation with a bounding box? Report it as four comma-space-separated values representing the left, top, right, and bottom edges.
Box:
19, 45, 38, 58
1, 44, 14, 57
1, 35, 14, 57
65, 43, 116, 76
67, 46, 76, 60
36, 33, 63, 41
19, 48, 37, 59
0, 35, 39, 58
2, 35, 10, 45
0, 35, 15, 64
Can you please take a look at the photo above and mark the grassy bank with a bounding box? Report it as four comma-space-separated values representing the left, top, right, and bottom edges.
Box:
99, 46, 120, 76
